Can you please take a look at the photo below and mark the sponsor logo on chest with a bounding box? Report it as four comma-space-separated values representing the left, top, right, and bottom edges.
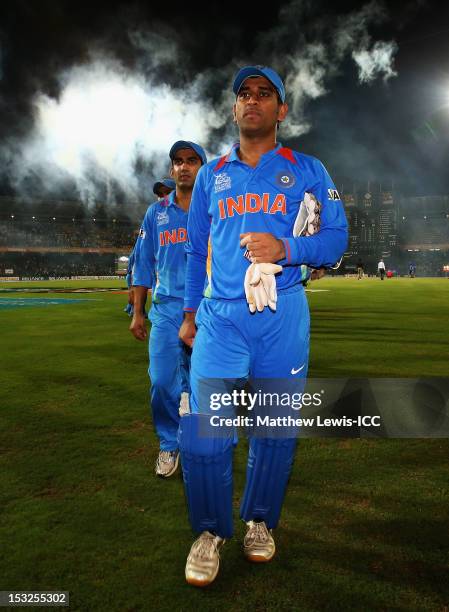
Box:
218, 193, 287, 220
214, 172, 232, 193
156, 210, 170, 226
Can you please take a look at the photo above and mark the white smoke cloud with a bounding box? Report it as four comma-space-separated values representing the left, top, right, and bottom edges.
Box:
267, 1, 397, 138
4, 1, 399, 206
283, 44, 328, 138
17, 58, 229, 206
333, 1, 386, 58
129, 30, 181, 73
353, 40, 398, 83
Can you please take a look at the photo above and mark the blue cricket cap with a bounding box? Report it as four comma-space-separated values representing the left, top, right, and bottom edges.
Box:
152, 178, 176, 195
233, 65, 286, 103
169, 141, 207, 165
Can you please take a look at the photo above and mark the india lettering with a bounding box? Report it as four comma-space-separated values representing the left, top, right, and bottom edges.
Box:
159, 228, 187, 246
218, 193, 286, 220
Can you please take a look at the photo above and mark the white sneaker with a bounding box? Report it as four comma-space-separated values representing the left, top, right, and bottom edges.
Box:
179, 392, 190, 416
155, 450, 179, 478
243, 520, 275, 562
185, 531, 224, 587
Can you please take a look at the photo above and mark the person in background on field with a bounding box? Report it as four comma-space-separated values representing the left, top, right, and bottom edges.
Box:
378, 258, 386, 280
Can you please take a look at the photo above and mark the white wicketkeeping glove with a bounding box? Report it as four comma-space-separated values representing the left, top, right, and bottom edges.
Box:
179, 391, 190, 416
244, 262, 283, 313
293, 191, 321, 238
293, 192, 325, 283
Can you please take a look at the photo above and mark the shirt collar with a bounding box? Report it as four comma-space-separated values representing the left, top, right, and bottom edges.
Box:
160, 190, 177, 207
227, 141, 283, 163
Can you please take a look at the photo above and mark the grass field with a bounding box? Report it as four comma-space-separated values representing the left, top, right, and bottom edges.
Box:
0, 277, 448, 611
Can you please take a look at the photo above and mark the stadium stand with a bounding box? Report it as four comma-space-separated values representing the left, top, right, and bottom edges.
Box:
0, 198, 140, 279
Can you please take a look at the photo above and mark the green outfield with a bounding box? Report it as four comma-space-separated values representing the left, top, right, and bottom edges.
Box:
0, 277, 448, 611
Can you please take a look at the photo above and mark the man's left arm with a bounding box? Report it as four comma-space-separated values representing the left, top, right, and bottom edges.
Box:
279, 159, 348, 268
130, 209, 155, 341
179, 165, 210, 347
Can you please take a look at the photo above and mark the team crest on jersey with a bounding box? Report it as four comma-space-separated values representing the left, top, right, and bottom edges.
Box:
276, 171, 296, 189
139, 228, 146, 239
156, 211, 169, 226
328, 188, 341, 201
214, 172, 232, 193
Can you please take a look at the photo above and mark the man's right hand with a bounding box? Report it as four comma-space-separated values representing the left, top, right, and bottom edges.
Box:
179, 312, 196, 348
129, 313, 147, 341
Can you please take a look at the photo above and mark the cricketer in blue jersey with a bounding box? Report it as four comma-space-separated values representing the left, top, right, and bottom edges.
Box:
130, 141, 207, 478
124, 245, 148, 318
124, 247, 136, 316
153, 177, 176, 199
178, 66, 348, 587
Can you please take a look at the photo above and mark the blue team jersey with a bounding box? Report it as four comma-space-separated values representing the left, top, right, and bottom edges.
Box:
132, 191, 188, 301
184, 143, 348, 311
126, 247, 136, 288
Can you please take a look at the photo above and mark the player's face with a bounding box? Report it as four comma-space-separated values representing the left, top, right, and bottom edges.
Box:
156, 185, 173, 198
233, 76, 288, 137
170, 149, 202, 189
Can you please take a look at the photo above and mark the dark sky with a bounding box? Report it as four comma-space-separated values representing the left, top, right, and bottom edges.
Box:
0, 0, 448, 203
